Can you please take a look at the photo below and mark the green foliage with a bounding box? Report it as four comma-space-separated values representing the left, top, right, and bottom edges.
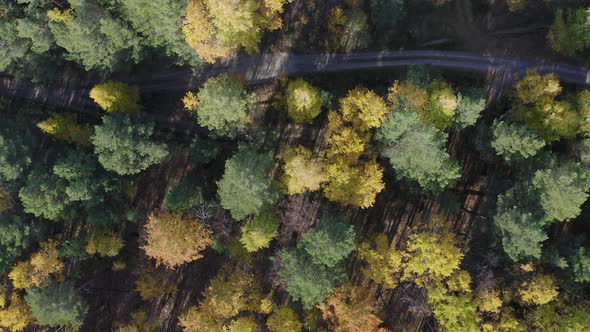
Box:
370, 0, 404, 32
570, 247, 590, 283
189, 137, 220, 164
92, 115, 169, 175
455, 89, 486, 129
119, 0, 200, 66
531, 302, 590, 331
240, 210, 280, 252
165, 176, 203, 212
548, 8, 590, 56
86, 229, 124, 257
491, 120, 545, 161
286, 79, 323, 123
278, 249, 346, 309
217, 146, 279, 221
49, 0, 142, 72
424, 80, 457, 131
195, 75, 253, 138
0, 214, 44, 274
377, 111, 461, 193
299, 216, 356, 268
19, 168, 68, 221
59, 239, 87, 259
329, 8, 371, 52
427, 285, 480, 332
0, 129, 31, 182
532, 161, 590, 222
25, 281, 88, 329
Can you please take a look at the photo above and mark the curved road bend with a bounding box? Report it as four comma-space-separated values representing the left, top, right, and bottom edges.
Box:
1, 50, 589, 117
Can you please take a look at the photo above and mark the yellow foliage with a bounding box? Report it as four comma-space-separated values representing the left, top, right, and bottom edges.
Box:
182, 91, 199, 112
47, 8, 74, 22
518, 274, 559, 306
475, 289, 503, 314
10, 240, 64, 289
317, 283, 382, 332
325, 111, 369, 162
178, 264, 265, 332
340, 87, 389, 131
356, 234, 402, 289
259, 297, 274, 315
262, 0, 286, 31
266, 306, 302, 332
115, 310, 157, 332
387, 80, 428, 112
142, 211, 212, 268
227, 316, 257, 332
37, 114, 92, 146
112, 260, 126, 271
135, 273, 162, 301
0, 186, 14, 214
514, 70, 561, 105
86, 229, 124, 257
0, 294, 34, 332
286, 79, 323, 124
328, 7, 346, 49
446, 270, 472, 293
280, 145, 325, 195
520, 262, 535, 272
482, 309, 527, 332
89, 81, 140, 113
323, 158, 384, 208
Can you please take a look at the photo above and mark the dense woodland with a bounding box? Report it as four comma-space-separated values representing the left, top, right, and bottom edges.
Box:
1, 0, 590, 331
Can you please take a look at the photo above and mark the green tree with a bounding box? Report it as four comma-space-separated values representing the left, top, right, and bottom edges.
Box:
299, 216, 356, 268
286, 79, 323, 124
370, 0, 404, 32
377, 111, 461, 193
427, 285, 481, 332
89, 81, 140, 113
217, 146, 279, 220
548, 8, 589, 56
491, 120, 545, 161
531, 302, 590, 331
165, 176, 203, 212
25, 281, 88, 329
195, 75, 253, 138
0, 214, 44, 274
570, 247, 590, 283
0, 130, 31, 182
455, 89, 486, 129
19, 169, 68, 221
48, 0, 142, 72
85, 229, 124, 257
240, 210, 280, 252
92, 115, 168, 175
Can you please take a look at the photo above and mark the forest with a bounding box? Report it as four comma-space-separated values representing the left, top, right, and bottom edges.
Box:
1, 0, 590, 331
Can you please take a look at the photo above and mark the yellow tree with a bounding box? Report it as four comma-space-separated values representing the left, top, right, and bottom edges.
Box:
0, 293, 34, 332
323, 158, 384, 208
280, 145, 325, 195
286, 79, 323, 124
9, 240, 64, 289
266, 306, 302, 332
387, 80, 428, 112
356, 234, 403, 289
340, 87, 389, 131
142, 211, 212, 268
89, 81, 140, 113
518, 274, 559, 306
37, 114, 92, 145
86, 229, 124, 257
325, 111, 369, 162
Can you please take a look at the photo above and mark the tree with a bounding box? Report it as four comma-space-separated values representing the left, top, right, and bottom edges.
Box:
142, 211, 212, 268
323, 158, 384, 208
194, 75, 253, 137
0, 293, 34, 332
455, 89, 486, 129
0, 186, 14, 214
266, 306, 302, 332
217, 146, 279, 220
570, 247, 590, 283
286, 79, 323, 124
240, 210, 280, 252
317, 283, 383, 332
427, 285, 481, 332
328, 8, 371, 52
19, 169, 68, 221
532, 161, 590, 222
278, 249, 346, 309
370, 0, 405, 32
85, 229, 124, 257
377, 112, 461, 193
120, 0, 200, 66
357, 234, 403, 289
475, 289, 502, 314
48, 0, 142, 72
0, 131, 31, 182
518, 274, 559, 306
89, 81, 140, 113
37, 114, 92, 145
165, 176, 203, 212
178, 264, 265, 332
299, 216, 356, 268
9, 240, 64, 289
423, 80, 457, 131
92, 115, 169, 175
530, 302, 590, 331
387, 80, 428, 113
548, 8, 589, 56
514, 70, 561, 105
325, 111, 370, 162
491, 120, 545, 161
25, 281, 88, 329
340, 87, 389, 131
0, 214, 44, 275
227, 316, 257, 332
279, 145, 325, 195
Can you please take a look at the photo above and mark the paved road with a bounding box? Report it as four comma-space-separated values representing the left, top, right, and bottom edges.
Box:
1, 50, 589, 118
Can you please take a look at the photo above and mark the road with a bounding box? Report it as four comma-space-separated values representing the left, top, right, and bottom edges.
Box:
1, 50, 589, 119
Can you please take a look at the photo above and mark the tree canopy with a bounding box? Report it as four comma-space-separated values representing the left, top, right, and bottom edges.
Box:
25, 281, 88, 329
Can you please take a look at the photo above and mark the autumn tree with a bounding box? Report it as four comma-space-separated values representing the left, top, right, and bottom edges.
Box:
423, 80, 457, 131
89, 81, 140, 113
356, 234, 403, 289
317, 283, 383, 332
491, 120, 545, 161
227, 316, 257, 332
37, 114, 92, 146
25, 281, 88, 329
193, 75, 254, 138
279, 145, 325, 195
217, 146, 279, 220
323, 158, 385, 208
266, 306, 303, 332
143, 211, 212, 268
0, 293, 34, 332
376, 110, 461, 193
340, 87, 389, 131
86, 229, 124, 257
328, 8, 371, 52
530, 302, 590, 331
286, 79, 323, 123
92, 115, 169, 175
178, 264, 265, 332
9, 240, 64, 289
240, 210, 280, 252
519, 274, 559, 306
427, 284, 481, 332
